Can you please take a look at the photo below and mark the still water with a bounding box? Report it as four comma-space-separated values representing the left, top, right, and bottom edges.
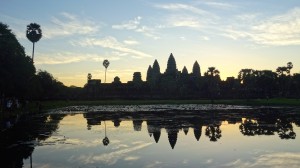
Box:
1, 104, 300, 168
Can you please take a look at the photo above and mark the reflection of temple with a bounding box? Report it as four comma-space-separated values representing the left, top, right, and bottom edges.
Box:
82, 108, 299, 149
133, 119, 143, 131
147, 120, 161, 143
84, 113, 102, 130
167, 129, 178, 149
2, 107, 300, 166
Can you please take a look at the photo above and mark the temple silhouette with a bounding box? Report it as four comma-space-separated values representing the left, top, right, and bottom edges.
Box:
84, 53, 207, 99
80, 52, 300, 100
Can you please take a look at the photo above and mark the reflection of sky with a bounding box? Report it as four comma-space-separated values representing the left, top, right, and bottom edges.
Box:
23, 114, 300, 168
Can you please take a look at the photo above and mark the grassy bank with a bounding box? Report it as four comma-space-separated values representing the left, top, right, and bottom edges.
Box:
39, 98, 300, 110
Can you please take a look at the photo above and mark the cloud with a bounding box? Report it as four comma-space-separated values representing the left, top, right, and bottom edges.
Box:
112, 16, 160, 39
224, 152, 300, 168
35, 52, 120, 65
144, 161, 164, 168
135, 26, 161, 39
154, 3, 218, 30
202, 36, 210, 41
75, 36, 152, 58
224, 7, 300, 46
123, 40, 140, 45
112, 16, 142, 30
204, 2, 236, 10
155, 3, 300, 46
92, 142, 152, 165
154, 3, 209, 15
124, 156, 140, 161
44, 12, 100, 38
166, 15, 203, 28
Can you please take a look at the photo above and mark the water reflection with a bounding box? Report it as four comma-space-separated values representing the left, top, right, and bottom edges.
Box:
82, 107, 299, 149
102, 121, 110, 146
1, 105, 300, 167
0, 114, 67, 168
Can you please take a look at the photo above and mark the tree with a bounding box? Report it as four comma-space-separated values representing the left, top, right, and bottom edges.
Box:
287, 62, 293, 76
0, 22, 35, 99
26, 23, 42, 63
204, 67, 221, 102
36, 70, 65, 99
254, 70, 277, 98
276, 62, 293, 97
205, 67, 220, 77
103, 59, 110, 83
276, 66, 287, 76
87, 73, 92, 81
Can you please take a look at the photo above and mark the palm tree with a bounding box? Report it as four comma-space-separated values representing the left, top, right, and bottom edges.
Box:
26, 23, 42, 62
287, 62, 293, 76
205, 67, 220, 77
103, 59, 110, 83
205, 67, 220, 103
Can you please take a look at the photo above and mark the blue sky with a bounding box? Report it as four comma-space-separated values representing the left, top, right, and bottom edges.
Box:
1, 0, 300, 87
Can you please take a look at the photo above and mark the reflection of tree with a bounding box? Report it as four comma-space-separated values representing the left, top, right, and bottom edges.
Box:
240, 116, 296, 139
205, 124, 222, 142
1, 114, 64, 167
239, 118, 277, 136
102, 121, 110, 146
239, 119, 258, 136
276, 119, 296, 139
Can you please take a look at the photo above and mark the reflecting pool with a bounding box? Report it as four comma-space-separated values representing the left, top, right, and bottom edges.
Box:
1, 104, 300, 168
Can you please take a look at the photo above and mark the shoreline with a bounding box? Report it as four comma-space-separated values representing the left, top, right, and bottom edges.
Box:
40, 98, 300, 111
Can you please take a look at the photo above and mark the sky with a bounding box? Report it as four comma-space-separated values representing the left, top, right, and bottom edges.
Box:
1, 0, 300, 87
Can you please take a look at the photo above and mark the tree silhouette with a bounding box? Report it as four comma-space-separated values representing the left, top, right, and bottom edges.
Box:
26, 23, 42, 63
87, 73, 92, 81
204, 67, 220, 103
286, 62, 293, 76
103, 59, 110, 83
276, 66, 288, 76
1, 22, 35, 99
205, 67, 219, 77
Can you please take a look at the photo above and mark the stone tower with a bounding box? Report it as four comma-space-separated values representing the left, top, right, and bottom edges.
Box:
165, 53, 177, 76
192, 61, 201, 77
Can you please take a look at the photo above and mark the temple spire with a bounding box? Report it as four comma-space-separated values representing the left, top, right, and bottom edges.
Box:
192, 61, 201, 77
165, 53, 177, 76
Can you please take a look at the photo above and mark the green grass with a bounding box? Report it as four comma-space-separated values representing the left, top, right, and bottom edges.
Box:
38, 98, 300, 110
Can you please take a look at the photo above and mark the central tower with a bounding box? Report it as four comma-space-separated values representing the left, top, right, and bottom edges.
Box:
165, 53, 177, 76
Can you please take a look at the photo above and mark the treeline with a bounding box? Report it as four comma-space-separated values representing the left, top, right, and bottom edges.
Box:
84, 61, 300, 100
0, 23, 82, 106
